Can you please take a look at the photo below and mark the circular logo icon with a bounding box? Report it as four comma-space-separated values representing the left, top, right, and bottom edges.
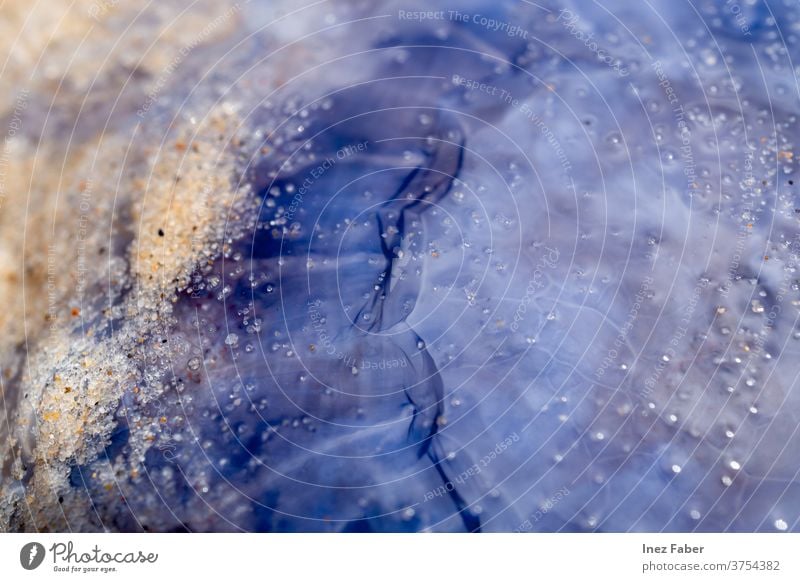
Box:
20, 542, 46, 570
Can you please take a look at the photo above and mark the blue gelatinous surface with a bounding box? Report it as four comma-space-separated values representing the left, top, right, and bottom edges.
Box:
3, 0, 800, 533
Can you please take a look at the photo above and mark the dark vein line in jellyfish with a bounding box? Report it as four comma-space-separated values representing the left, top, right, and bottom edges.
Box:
351, 129, 479, 531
